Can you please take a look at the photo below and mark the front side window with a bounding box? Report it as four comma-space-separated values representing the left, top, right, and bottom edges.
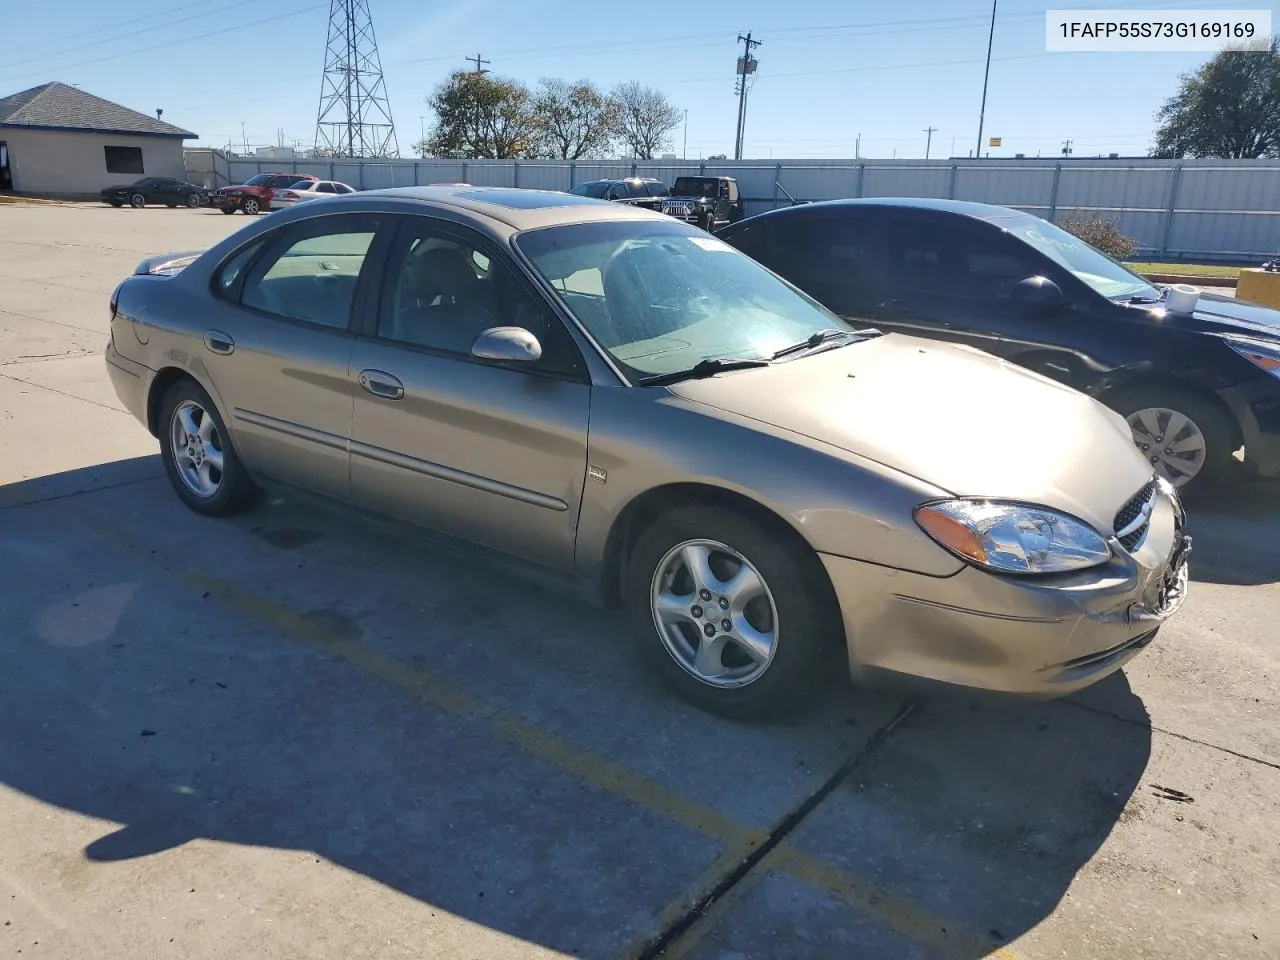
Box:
671, 178, 718, 198
104, 146, 144, 175
515, 219, 855, 380
315, 183, 335, 193
240, 219, 376, 328
377, 221, 578, 374
884, 216, 1038, 299
998, 213, 1158, 300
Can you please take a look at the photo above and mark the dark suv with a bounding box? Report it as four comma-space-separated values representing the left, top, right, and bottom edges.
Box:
651, 176, 744, 231
568, 177, 668, 202
211, 173, 318, 215
718, 197, 1280, 498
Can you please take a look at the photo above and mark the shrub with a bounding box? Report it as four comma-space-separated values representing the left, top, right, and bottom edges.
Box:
1060, 214, 1137, 260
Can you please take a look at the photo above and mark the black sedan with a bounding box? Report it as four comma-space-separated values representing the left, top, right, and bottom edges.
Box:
101, 177, 208, 209
718, 198, 1280, 498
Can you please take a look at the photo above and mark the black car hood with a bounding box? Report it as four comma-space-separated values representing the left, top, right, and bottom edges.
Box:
1188, 292, 1280, 341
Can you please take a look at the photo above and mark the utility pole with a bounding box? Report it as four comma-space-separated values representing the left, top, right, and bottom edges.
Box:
733, 31, 761, 160
855, 132, 861, 159
1061, 138, 1073, 156
241, 121, 247, 155
683, 109, 688, 159
467, 53, 490, 73
923, 126, 937, 160
419, 115, 426, 157
975, 0, 997, 159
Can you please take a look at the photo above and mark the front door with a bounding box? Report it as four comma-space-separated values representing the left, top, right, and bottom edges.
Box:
200, 213, 384, 501
348, 215, 591, 571
0, 141, 12, 191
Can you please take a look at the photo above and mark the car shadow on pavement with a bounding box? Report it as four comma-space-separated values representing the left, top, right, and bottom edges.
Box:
1182, 478, 1280, 585
0, 457, 1153, 958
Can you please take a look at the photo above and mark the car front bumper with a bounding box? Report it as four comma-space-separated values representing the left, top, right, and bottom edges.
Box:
820, 484, 1189, 698
210, 194, 251, 209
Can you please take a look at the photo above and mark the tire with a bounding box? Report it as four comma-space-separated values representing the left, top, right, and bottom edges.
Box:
110, 201, 123, 208
1109, 386, 1237, 500
241, 196, 260, 215
220, 206, 236, 215
130, 193, 146, 208
701, 211, 717, 233
186, 193, 202, 209
624, 503, 839, 721
166, 203, 177, 208
158, 379, 256, 517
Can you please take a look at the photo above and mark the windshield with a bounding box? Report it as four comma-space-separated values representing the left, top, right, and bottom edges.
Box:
515, 219, 856, 381
244, 174, 273, 187
1000, 215, 1158, 300
671, 177, 719, 198
646, 182, 669, 197
569, 181, 610, 199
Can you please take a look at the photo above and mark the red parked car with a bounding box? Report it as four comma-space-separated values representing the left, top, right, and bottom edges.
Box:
210, 173, 318, 215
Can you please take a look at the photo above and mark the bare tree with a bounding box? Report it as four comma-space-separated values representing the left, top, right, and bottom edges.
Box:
611, 81, 682, 159
424, 70, 541, 159
533, 78, 619, 159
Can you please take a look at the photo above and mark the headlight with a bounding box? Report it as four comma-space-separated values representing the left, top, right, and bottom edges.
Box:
915, 499, 1111, 575
1225, 337, 1280, 379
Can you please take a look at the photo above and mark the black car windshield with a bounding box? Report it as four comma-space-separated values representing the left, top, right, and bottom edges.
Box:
515, 219, 858, 380
671, 177, 719, 198
998, 214, 1159, 301
569, 181, 610, 199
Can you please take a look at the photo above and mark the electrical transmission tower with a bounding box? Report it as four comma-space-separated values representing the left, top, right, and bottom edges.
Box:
314, 0, 399, 158
733, 32, 761, 161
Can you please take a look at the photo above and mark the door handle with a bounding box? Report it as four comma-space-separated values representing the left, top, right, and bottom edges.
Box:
203, 330, 235, 355
358, 369, 404, 400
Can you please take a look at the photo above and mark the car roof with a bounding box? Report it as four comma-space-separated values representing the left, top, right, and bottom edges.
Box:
741, 197, 1027, 223
348, 185, 671, 230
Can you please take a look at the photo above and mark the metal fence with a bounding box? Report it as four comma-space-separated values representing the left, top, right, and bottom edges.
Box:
185, 150, 1280, 263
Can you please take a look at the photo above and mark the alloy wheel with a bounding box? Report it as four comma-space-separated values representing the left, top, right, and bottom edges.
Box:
169, 400, 225, 498
130, 193, 145, 208
1126, 406, 1207, 487
649, 539, 779, 688
187, 193, 201, 208
242, 197, 260, 215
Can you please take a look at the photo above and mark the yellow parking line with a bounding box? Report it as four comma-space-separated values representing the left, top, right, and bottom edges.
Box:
65, 505, 1021, 960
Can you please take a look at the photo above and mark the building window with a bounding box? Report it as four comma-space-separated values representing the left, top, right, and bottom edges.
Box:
104, 146, 144, 175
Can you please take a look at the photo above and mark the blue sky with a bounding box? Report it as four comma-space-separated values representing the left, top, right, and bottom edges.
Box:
2, 0, 1262, 159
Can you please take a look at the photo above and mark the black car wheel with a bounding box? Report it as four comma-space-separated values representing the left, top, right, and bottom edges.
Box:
109, 200, 123, 208
129, 193, 146, 208
220, 206, 236, 215
701, 210, 717, 232
625, 503, 840, 721
1111, 386, 1238, 500
241, 196, 260, 215
186, 193, 202, 209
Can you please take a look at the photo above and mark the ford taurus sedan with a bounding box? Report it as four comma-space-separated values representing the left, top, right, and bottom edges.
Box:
104, 186, 1191, 720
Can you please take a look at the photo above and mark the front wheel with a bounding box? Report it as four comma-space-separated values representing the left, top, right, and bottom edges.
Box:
158, 379, 256, 516
625, 504, 839, 721
220, 206, 236, 215
129, 193, 145, 208
1111, 386, 1236, 499
241, 196, 260, 215
186, 193, 202, 209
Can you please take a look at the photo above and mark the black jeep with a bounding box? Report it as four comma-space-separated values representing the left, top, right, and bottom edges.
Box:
639, 176, 744, 231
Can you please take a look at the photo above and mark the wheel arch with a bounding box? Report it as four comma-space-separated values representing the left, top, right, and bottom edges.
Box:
1095, 370, 1244, 450
145, 366, 242, 453
597, 481, 839, 615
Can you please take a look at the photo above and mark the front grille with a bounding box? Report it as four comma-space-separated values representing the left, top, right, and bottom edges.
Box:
1114, 479, 1157, 552
662, 202, 693, 217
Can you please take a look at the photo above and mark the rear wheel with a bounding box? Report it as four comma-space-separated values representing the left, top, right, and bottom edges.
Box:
241, 196, 260, 215
109, 200, 123, 208
186, 193, 202, 209
158, 380, 256, 517
129, 193, 145, 208
1111, 386, 1236, 499
625, 504, 838, 721
220, 206, 236, 215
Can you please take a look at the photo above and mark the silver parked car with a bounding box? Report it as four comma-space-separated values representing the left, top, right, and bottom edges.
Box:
271, 179, 357, 208
104, 186, 1191, 720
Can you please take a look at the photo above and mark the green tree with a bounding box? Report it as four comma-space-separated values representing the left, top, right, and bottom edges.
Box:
533, 78, 619, 159
1152, 37, 1280, 158
612, 81, 682, 159
424, 71, 541, 159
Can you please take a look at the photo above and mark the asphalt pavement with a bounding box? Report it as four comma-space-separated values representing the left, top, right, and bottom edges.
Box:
0, 201, 1276, 960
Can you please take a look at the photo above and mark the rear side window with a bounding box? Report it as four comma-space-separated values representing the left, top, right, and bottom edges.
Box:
236, 216, 380, 329
316, 183, 335, 193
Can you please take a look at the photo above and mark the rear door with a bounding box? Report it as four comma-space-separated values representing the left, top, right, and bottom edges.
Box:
200, 212, 386, 500
347, 213, 591, 571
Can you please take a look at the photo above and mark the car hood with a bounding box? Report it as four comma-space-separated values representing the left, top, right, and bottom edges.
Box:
668, 334, 1153, 533
664, 195, 714, 203
1184, 291, 1280, 340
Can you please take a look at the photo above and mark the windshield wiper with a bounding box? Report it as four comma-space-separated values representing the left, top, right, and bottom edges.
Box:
771, 328, 877, 360
636, 357, 771, 386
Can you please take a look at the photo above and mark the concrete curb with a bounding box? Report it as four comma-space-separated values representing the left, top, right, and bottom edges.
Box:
0, 195, 64, 205
1140, 272, 1237, 288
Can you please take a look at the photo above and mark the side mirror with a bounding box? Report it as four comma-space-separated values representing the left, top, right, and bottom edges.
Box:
471, 326, 542, 363
1012, 275, 1065, 310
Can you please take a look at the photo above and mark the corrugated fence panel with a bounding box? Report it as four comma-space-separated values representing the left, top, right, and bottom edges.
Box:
1176, 165, 1280, 212
417, 163, 468, 184
515, 164, 572, 190
573, 163, 635, 182
861, 164, 952, 198
953, 165, 1055, 209
635, 163, 702, 181
776, 165, 860, 201
1166, 211, 1280, 259
1056, 166, 1172, 213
